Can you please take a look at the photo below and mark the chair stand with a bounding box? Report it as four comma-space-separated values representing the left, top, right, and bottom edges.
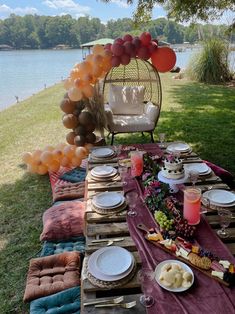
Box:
149, 131, 155, 143
111, 132, 115, 145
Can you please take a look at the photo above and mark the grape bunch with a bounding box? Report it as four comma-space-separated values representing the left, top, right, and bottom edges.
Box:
174, 218, 196, 239
155, 211, 174, 231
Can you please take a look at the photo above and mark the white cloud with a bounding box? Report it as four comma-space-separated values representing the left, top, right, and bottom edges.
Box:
110, 0, 129, 9
42, 0, 90, 14
0, 4, 38, 17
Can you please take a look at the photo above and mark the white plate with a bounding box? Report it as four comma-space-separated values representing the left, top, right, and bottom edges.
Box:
91, 165, 116, 177
93, 192, 124, 208
88, 247, 134, 281
92, 148, 114, 158
167, 142, 191, 153
91, 168, 118, 180
95, 246, 133, 276
203, 189, 235, 205
155, 260, 194, 292
184, 163, 210, 174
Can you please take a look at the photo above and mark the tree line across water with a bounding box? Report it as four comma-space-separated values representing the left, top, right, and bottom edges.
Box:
0, 14, 231, 49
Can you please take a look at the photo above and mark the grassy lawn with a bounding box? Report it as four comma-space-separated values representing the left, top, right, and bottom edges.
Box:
0, 74, 234, 313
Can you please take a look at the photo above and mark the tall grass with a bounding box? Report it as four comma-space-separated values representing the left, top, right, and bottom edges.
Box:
187, 38, 232, 84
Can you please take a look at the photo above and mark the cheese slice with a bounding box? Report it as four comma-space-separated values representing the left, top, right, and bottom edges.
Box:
211, 271, 224, 280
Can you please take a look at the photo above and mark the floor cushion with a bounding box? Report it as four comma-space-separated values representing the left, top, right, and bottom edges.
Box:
53, 181, 85, 202
59, 167, 86, 183
24, 252, 81, 303
41, 237, 85, 257
40, 201, 85, 242
49, 167, 72, 193
30, 286, 80, 314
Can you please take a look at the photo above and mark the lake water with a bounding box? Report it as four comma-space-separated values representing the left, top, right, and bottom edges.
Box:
0, 49, 234, 111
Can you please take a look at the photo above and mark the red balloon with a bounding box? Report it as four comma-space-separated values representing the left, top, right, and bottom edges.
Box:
123, 34, 133, 42
132, 37, 141, 49
114, 37, 124, 45
151, 47, 176, 73
149, 41, 158, 55
124, 41, 135, 56
140, 32, 152, 46
137, 46, 151, 60
104, 43, 112, 51
121, 54, 131, 65
111, 56, 121, 67
111, 43, 124, 56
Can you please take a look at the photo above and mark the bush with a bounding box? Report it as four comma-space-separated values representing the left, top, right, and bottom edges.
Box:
187, 39, 232, 84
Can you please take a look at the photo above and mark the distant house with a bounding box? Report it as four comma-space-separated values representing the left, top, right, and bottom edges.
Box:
0, 44, 13, 51
53, 44, 71, 50
80, 38, 114, 58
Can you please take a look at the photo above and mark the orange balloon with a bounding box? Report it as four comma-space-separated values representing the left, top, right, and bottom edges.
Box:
70, 69, 81, 80
74, 78, 86, 89
61, 156, 70, 167
52, 149, 63, 161
62, 114, 78, 129
75, 146, 88, 159
60, 98, 76, 114
27, 164, 39, 173
93, 54, 104, 64
66, 131, 76, 145
68, 87, 83, 102
86, 54, 94, 63
92, 64, 103, 78
71, 156, 82, 167
63, 145, 75, 159
48, 160, 60, 172
92, 44, 105, 55
151, 47, 176, 73
44, 145, 54, 152
40, 151, 54, 165
79, 61, 92, 74
22, 152, 33, 164
84, 143, 93, 154
32, 150, 42, 163
82, 84, 94, 98
64, 78, 74, 90
38, 164, 48, 175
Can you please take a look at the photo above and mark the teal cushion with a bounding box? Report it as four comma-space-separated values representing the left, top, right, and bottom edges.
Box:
59, 167, 86, 183
41, 237, 85, 257
30, 286, 80, 314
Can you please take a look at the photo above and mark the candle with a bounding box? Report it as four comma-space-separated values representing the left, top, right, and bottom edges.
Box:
130, 151, 144, 177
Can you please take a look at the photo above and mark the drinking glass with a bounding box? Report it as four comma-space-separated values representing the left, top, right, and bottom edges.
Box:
183, 187, 201, 225
114, 145, 122, 157
217, 208, 232, 238
130, 151, 144, 177
138, 269, 155, 308
188, 170, 200, 187
118, 165, 128, 186
158, 133, 166, 148
126, 190, 138, 217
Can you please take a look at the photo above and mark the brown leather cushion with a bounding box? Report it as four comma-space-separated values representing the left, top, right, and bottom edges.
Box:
40, 201, 85, 242
23, 251, 81, 302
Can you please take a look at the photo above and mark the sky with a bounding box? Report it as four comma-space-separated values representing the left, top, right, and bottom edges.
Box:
0, 0, 234, 24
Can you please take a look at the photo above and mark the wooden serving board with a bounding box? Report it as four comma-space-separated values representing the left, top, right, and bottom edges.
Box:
136, 224, 230, 287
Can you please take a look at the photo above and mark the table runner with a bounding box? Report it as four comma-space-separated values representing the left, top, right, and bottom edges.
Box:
121, 145, 235, 314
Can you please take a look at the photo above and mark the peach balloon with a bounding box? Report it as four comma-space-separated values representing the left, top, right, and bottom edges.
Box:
52, 149, 63, 161
22, 152, 33, 164
40, 151, 54, 165
70, 69, 81, 81
38, 164, 48, 175
68, 87, 83, 102
48, 160, 60, 172
75, 146, 88, 159
27, 164, 39, 173
93, 54, 104, 65
64, 78, 74, 90
74, 78, 86, 89
63, 145, 75, 159
79, 61, 92, 74
32, 150, 42, 163
61, 156, 70, 167
44, 145, 54, 152
92, 64, 103, 78
82, 84, 94, 98
84, 143, 93, 154
92, 44, 105, 55
56, 143, 67, 150
71, 156, 82, 167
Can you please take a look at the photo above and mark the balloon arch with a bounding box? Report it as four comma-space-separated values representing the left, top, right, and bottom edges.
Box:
22, 32, 176, 174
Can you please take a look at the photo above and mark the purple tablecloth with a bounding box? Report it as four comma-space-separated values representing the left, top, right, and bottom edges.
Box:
121, 144, 235, 314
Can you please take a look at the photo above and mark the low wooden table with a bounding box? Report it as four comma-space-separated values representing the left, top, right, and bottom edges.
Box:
81, 144, 235, 313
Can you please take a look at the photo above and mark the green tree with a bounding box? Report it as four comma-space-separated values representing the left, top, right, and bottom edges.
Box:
163, 20, 184, 44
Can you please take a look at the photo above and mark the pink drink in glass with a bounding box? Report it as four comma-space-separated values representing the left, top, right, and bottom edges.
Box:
183, 188, 201, 225
131, 151, 144, 177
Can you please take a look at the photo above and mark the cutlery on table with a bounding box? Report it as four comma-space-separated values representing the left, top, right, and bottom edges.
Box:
88, 238, 124, 246
84, 296, 124, 306
95, 301, 137, 309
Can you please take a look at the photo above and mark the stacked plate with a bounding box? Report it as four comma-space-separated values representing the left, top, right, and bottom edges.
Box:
202, 189, 235, 207
92, 191, 125, 213
184, 163, 212, 176
166, 142, 191, 155
88, 246, 135, 282
90, 165, 117, 181
91, 148, 115, 160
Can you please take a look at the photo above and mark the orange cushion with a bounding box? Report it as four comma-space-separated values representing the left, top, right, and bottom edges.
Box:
24, 251, 81, 302
40, 201, 85, 241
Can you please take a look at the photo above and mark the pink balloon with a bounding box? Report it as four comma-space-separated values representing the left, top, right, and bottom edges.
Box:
140, 32, 152, 46
104, 43, 112, 51
111, 43, 124, 56
121, 54, 131, 65
114, 37, 124, 45
124, 41, 135, 56
111, 56, 121, 67
132, 37, 141, 49
123, 34, 133, 42
137, 46, 151, 60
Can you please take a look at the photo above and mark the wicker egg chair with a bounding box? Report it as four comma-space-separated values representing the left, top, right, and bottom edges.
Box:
102, 58, 162, 145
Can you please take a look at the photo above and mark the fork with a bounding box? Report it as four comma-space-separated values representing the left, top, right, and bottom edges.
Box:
84, 296, 124, 306
95, 301, 136, 308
